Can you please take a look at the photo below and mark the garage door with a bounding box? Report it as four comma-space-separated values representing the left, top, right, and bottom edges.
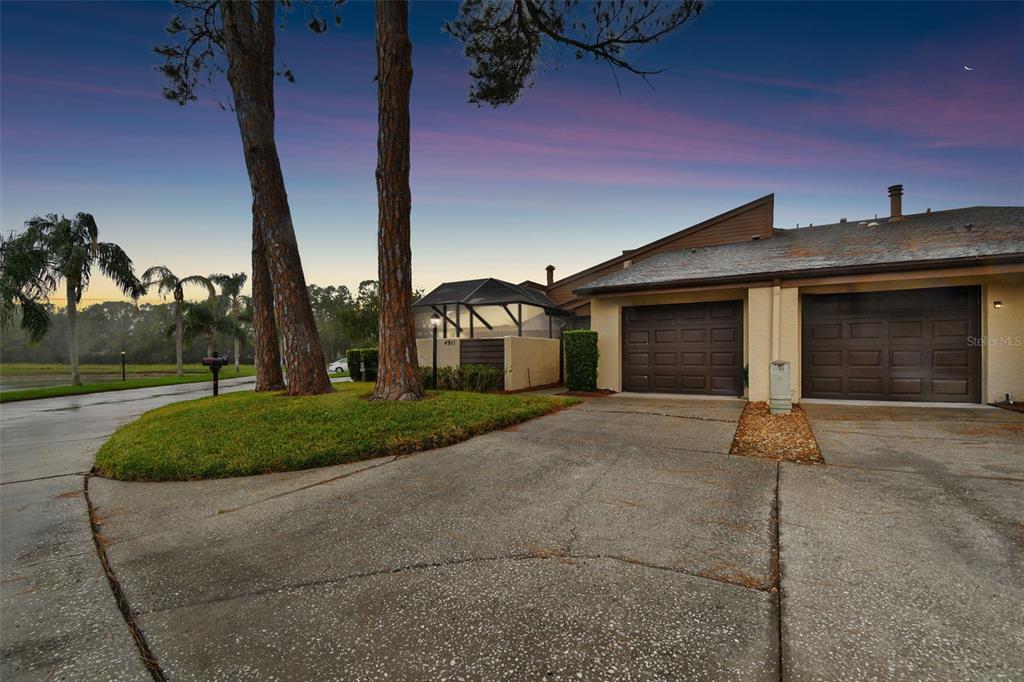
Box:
802, 286, 981, 402
622, 301, 743, 395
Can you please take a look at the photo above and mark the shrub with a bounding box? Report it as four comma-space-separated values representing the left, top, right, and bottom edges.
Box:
359, 348, 379, 382
564, 330, 598, 391
418, 364, 505, 392
346, 348, 362, 381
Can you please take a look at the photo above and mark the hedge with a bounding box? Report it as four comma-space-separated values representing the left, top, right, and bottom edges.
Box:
419, 364, 505, 393
359, 348, 379, 382
346, 348, 363, 381
563, 330, 598, 391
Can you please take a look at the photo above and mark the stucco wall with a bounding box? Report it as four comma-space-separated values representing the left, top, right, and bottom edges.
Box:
983, 278, 1023, 403
746, 287, 772, 402
504, 336, 560, 391
778, 287, 802, 402
416, 337, 460, 369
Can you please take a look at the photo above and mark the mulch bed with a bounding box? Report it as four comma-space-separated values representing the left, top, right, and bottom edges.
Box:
556, 389, 617, 397
730, 401, 823, 464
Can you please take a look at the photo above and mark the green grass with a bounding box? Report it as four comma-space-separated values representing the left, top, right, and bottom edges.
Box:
0, 367, 257, 403
95, 382, 578, 481
0, 362, 229, 376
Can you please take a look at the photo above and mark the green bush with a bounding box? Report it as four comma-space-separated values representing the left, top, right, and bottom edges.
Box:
419, 364, 505, 392
359, 348, 379, 382
346, 348, 362, 381
564, 330, 598, 391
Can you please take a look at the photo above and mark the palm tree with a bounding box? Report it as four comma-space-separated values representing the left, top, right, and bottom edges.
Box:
21, 213, 143, 385
143, 266, 215, 376
177, 298, 244, 360
210, 272, 249, 372
1, 230, 55, 342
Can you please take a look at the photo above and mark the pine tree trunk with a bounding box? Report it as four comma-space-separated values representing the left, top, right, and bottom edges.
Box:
251, 226, 284, 391
221, 0, 330, 396
175, 302, 184, 376
371, 0, 423, 401
66, 279, 81, 386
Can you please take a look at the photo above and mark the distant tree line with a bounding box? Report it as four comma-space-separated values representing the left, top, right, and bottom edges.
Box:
0, 280, 406, 366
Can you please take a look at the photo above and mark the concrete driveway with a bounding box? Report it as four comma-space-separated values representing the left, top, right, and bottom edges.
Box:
5, 391, 1022, 680
784, 403, 1024, 680
90, 396, 781, 680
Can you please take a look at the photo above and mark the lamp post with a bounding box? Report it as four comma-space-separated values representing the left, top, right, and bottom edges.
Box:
121, 351, 126, 382
429, 312, 442, 390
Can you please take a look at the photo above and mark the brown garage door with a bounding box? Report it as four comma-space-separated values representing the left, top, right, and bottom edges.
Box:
622, 301, 744, 396
802, 286, 981, 402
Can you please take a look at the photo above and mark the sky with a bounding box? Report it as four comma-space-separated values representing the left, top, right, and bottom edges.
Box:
2, 1, 1022, 306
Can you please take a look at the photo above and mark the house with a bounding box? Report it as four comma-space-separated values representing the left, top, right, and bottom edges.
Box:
539, 186, 1024, 404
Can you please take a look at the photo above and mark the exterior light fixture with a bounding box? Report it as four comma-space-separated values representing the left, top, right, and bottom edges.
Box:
429, 313, 442, 390
993, 301, 1003, 309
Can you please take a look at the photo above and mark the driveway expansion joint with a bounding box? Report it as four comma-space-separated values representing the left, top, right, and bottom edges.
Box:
83, 472, 167, 682
773, 462, 784, 682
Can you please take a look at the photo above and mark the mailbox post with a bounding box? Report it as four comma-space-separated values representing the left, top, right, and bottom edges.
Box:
202, 351, 230, 396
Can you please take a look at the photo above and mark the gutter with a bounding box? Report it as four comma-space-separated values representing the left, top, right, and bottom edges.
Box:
573, 253, 1024, 296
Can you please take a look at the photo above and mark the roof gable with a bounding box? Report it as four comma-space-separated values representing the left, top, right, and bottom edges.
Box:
545, 194, 774, 307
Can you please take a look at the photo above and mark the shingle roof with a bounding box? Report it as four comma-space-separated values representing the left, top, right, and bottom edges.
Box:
576, 206, 1024, 294
416, 277, 564, 311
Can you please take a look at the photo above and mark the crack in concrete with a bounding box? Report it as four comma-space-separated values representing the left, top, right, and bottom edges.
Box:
0, 471, 91, 485
575, 408, 738, 424
83, 472, 167, 681
140, 550, 777, 617
215, 457, 398, 515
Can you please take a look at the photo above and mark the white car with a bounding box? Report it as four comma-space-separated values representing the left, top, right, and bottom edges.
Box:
327, 359, 348, 374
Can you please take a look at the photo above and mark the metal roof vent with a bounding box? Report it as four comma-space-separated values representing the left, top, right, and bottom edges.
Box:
867, 221, 880, 227
858, 221, 868, 227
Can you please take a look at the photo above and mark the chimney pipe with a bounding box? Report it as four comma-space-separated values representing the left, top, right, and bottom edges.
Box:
888, 184, 904, 221
545, 264, 555, 287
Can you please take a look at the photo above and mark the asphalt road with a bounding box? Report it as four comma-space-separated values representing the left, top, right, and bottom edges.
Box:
0, 377, 260, 680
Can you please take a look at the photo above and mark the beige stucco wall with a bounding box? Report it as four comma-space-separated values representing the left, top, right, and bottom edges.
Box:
746, 287, 771, 401
589, 267, 1023, 404
504, 336, 560, 391
982, 278, 1024, 403
778, 286, 802, 402
416, 337, 460, 369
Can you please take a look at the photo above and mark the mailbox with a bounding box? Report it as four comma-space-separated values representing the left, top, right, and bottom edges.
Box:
202, 351, 230, 396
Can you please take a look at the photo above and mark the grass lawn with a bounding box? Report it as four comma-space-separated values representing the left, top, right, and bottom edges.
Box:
0, 366, 257, 403
0, 362, 228, 376
95, 382, 578, 481
0, 367, 349, 403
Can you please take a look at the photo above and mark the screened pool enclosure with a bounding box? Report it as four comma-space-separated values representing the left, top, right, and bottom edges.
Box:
414, 278, 571, 340
413, 279, 573, 391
